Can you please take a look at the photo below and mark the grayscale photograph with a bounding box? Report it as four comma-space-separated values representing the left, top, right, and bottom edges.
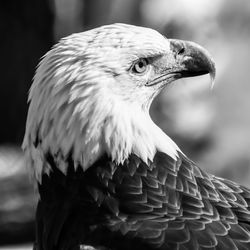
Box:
0, 0, 250, 249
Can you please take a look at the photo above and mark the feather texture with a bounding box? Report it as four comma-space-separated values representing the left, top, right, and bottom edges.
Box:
35, 152, 250, 250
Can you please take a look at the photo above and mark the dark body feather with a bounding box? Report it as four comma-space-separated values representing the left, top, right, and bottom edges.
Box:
35, 152, 250, 250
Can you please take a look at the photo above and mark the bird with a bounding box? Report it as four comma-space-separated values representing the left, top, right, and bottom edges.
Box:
22, 23, 250, 250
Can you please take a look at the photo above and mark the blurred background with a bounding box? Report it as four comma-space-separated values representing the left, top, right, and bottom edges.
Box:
0, 0, 250, 248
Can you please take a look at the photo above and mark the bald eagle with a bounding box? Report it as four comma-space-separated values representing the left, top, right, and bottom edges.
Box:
23, 24, 250, 250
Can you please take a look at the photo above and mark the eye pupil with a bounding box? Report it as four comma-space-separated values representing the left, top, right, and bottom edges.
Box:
138, 62, 144, 68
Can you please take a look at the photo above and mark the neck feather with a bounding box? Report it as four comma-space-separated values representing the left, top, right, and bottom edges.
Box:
23, 95, 180, 181
104, 105, 180, 164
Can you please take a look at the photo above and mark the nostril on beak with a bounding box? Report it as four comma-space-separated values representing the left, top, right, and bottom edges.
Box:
169, 39, 186, 56
177, 47, 185, 55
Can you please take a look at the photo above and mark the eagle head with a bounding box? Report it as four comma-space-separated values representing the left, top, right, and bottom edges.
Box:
22, 23, 215, 181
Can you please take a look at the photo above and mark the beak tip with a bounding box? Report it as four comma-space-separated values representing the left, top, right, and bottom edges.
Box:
210, 74, 215, 90
209, 58, 216, 89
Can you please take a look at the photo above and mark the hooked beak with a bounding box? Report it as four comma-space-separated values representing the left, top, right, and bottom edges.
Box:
147, 39, 216, 88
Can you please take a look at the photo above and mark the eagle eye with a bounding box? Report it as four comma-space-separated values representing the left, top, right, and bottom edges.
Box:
132, 58, 149, 74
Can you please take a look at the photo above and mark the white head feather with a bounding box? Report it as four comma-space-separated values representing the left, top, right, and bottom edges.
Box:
22, 23, 181, 181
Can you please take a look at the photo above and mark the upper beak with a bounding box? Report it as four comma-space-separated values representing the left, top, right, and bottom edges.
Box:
170, 39, 216, 85
147, 39, 216, 87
